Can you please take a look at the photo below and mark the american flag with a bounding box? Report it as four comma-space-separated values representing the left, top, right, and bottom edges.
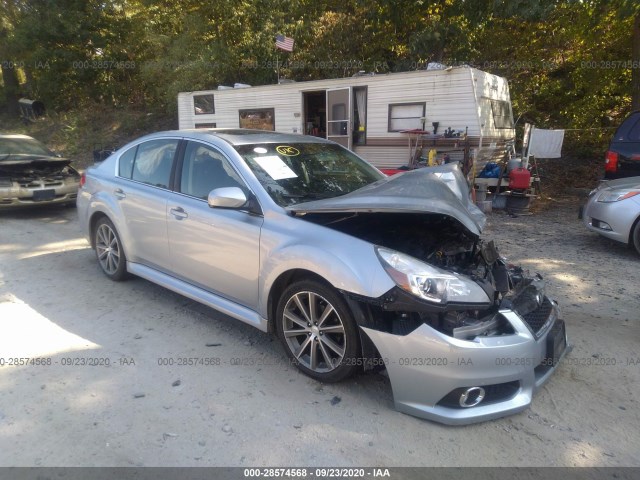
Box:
275, 34, 294, 52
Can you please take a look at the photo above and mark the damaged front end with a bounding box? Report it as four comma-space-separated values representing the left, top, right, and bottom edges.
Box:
353, 221, 565, 424
0, 160, 80, 208
291, 165, 567, 424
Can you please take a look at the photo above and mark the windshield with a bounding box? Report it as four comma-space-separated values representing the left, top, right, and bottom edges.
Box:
0, 136, 54, 160
235, 142, 384, 206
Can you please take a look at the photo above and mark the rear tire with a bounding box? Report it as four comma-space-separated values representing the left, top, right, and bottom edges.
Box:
632, 218, 640, 255
276, 280, 360, 383
94, 217, 128, 281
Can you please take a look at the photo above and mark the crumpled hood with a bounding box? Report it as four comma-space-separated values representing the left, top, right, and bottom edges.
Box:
287, 163, 486, 235
0, 156, 71, 169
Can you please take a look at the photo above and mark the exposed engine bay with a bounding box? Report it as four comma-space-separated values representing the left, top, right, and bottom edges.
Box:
308, 212, 480, 272
299, 211, 541, 342
0, 161, 79, 187
0, 160, 78, 176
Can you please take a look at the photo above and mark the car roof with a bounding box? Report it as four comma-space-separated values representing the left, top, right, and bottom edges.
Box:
151, 129, 334, 147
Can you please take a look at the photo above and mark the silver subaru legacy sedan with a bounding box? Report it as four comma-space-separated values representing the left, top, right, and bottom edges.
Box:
77, 129, 567, 424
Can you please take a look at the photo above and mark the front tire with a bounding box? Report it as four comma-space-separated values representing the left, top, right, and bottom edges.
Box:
94, 217, 128, 281
276, 280, 360, 383
632, 218, 640, 255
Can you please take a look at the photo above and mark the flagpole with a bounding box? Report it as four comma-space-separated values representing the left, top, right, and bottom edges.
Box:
275, 34, 293, 84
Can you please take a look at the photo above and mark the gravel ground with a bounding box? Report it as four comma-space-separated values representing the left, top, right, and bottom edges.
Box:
0, 196, 639, 468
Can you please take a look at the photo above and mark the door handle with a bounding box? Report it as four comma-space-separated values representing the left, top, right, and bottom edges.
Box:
114, 188, 126, 199
170, 207, 188, 220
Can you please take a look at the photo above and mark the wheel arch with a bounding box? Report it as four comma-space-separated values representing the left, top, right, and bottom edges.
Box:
629, 213, 640, 254
266, 269, 328, 333
88, 211, 111, 249
266, 268, 382, 370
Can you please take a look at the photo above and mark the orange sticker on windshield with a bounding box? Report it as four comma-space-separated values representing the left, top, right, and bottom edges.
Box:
276, 145, 300, 156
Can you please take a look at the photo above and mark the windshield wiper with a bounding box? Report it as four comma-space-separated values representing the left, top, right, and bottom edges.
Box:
281, 192, 334, 201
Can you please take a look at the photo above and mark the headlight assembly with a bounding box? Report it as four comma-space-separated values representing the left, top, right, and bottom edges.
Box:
375, 246, 490, 305
597, 190, 640, 203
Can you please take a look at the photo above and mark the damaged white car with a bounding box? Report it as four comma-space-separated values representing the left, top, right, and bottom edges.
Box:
77, 129, 567, 425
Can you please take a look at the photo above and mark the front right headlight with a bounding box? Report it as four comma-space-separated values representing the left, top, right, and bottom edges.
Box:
597, 190, 640, 203
375, 246, 491, 305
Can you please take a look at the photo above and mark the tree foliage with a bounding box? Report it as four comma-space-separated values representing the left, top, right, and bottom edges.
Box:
0, 0, 637, 157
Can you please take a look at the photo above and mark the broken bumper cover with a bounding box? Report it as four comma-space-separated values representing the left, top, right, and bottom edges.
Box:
361, 300, 567, 425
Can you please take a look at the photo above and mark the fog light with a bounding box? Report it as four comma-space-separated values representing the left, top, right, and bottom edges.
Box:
592, 219, 612, 231
459, 386, 485, 407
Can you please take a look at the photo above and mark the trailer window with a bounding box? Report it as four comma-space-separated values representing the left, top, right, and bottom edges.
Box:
388, 103, 425, 132
490, 99, 513, 129
239, 108, 275, 131
194, 94, 215, 115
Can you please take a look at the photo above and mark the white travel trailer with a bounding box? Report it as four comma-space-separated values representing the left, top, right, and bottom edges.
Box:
177, 67, 515, 174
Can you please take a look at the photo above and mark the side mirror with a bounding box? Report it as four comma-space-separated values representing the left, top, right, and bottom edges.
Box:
207, 187, 248, 209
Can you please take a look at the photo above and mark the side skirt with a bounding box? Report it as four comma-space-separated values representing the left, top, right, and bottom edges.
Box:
127, 262, 268, 332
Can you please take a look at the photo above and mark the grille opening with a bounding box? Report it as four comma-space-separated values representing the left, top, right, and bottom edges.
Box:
522, 297, 553, 337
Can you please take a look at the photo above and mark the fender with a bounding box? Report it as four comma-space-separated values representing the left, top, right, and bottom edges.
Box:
258, 241, 395, 320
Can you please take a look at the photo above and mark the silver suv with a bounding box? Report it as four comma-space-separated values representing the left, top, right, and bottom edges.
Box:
77, 129, 566, 424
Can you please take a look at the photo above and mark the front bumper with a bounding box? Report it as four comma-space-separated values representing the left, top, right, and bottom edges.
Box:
0, 181, 79, 208
361, 300, 567, 425
582, 195, 639, 244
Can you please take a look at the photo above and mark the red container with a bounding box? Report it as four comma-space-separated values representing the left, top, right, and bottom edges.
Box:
379, 168, 405, 176
509, 167, 531, 190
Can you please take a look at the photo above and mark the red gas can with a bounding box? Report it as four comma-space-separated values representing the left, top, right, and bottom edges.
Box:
509, 167, 531, 190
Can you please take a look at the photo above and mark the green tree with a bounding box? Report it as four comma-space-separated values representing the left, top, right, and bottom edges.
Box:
0, 0, 24, 114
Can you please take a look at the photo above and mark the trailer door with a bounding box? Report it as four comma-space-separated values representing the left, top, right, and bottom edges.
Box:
326, 88, 351, 149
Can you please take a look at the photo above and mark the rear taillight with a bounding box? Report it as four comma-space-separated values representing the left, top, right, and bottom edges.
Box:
605, 151, 618, 172
79, 172, 86, 188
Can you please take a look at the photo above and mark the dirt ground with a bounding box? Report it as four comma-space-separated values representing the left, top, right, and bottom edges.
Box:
0, 194, 639, 468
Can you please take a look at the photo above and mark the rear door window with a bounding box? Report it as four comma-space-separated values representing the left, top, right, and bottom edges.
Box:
627, 118, 640, 141
615, 113, 640, 141
130, 139, 179, 189
118, 146, 137, 178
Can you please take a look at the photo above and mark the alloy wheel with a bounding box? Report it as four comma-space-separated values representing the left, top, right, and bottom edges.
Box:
282, 291, 347, 373
96, 223, 121, 275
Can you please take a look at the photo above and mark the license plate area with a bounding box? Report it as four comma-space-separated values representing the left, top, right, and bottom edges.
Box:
32, 189, 55, 201
544, 319, 566, 367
